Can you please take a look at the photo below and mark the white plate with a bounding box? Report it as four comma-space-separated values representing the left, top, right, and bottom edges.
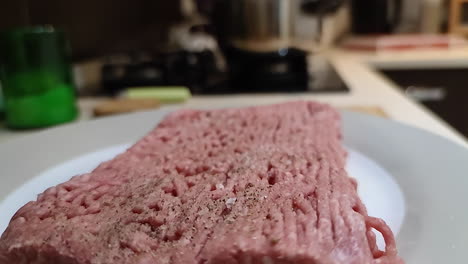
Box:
0, 106, 467, 263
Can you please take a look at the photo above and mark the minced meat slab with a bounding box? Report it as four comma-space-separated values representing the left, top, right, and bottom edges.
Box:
0, 101, 403, 264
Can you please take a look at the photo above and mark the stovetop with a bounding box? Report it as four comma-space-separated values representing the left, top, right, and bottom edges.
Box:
99, 51, 349, 96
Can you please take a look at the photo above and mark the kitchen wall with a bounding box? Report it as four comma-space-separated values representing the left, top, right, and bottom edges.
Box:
0, 0, 181, 60
0, 0, 448, 61
0, 1, 29, 29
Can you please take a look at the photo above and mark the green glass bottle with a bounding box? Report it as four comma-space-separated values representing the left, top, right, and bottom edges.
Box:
0, 26, 77, 129
0, 82, 4, 115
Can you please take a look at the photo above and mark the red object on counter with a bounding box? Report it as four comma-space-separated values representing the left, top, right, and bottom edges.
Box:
341, 34, 468, 51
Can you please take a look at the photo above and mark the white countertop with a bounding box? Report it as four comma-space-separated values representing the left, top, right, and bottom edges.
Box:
1, 48, 467, 146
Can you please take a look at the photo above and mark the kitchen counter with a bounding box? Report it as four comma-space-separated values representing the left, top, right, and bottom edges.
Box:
0, 48, 467, 146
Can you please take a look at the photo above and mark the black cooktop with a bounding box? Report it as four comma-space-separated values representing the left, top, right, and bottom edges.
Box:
197, 53, 349, 95
100, 51, 349, 96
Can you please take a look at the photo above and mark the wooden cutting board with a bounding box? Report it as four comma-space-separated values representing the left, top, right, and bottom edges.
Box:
342, 106, 388, 118
92, 99, 389, 119
93, 99, 160, 117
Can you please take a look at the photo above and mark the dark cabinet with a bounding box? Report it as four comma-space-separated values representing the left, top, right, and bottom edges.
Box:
381, 68, 468, 137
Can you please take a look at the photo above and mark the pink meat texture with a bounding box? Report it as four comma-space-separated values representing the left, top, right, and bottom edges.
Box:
0, 101, 403, 264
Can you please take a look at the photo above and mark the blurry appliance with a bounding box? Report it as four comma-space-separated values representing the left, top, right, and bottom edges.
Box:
223, 47, 309, 92
350, 0, 402, 34
102, 4, 226, 96
212, 0, 345, 91
214, 0, 345, 51
449, 0, 468, 36
101, 50, 221, 95
100, 52, 349, 95
100, 0, 350, 95
420, 0, 443, 33
397, 0, 423, 33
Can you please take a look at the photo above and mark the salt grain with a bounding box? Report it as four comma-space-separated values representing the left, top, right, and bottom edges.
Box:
225, 198, 237, 209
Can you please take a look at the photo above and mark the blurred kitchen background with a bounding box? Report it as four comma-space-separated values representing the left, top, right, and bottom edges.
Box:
1, 0, 468, 141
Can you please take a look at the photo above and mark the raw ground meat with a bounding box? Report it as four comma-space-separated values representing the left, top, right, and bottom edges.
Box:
0, 101, 403, 264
